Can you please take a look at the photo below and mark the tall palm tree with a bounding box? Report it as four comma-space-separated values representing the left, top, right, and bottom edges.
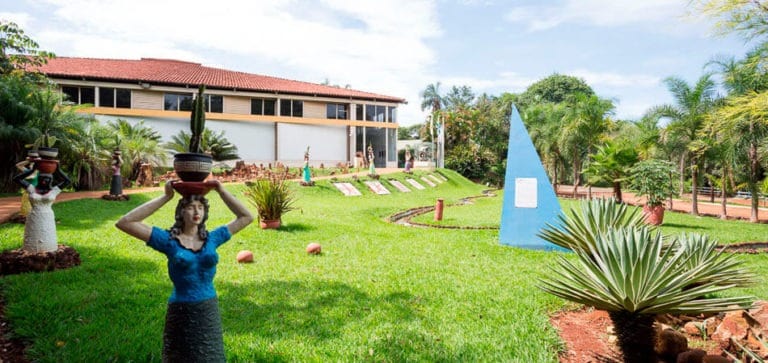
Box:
709, 48, 768, 222
419, 82, 444, 113
560, 93, 615, 196
524, 102, 567, 187
649, 75, 717, 215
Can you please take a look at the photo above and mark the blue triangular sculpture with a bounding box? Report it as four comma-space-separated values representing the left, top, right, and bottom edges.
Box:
499, 106, 567, 251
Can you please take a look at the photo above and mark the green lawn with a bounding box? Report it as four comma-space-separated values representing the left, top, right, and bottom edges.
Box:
0, 169, 765, 362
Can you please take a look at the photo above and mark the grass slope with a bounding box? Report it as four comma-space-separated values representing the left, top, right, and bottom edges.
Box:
0, 170, 764, 362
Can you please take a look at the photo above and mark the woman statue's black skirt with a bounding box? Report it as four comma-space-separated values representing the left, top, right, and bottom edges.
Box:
163, 298, 225, 362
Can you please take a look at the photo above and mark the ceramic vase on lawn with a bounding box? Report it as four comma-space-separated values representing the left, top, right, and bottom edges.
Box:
642, 205, 665, 226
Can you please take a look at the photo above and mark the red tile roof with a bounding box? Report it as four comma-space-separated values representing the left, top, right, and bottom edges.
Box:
33, 57, 406, 103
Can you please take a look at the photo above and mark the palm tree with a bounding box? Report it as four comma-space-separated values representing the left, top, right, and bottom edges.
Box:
0, 73, 38, 192
709, 48, 768, 222
61, 117, 112, 190
560, 93, 614, 197
539, 200, 754, 363
583, 141, 638, 203
165, 129, 240, 162
107, 119, 167, 181
649, 75, 717, 215
524, 102, 567, 188
420, 82, 444, 113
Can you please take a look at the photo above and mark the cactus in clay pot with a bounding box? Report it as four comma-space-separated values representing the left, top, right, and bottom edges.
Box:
189, 84, 206, 154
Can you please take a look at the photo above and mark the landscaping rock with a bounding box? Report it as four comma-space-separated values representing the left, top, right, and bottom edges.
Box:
676, 348, 706, 363
712, 310, 750, 349
656, 327, 688, 361
683, 321, 703, 337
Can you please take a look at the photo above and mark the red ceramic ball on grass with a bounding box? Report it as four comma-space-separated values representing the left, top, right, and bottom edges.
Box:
236, 250, 254, 263
306, 243, 322, 255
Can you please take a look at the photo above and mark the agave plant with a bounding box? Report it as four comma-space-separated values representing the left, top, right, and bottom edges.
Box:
538, 198, 647, 252
539, 201, 755, 363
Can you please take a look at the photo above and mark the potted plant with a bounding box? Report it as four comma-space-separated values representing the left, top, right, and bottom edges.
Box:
629, 159, 679, 225
244, 174, 296, 229
173, 85, 213, 182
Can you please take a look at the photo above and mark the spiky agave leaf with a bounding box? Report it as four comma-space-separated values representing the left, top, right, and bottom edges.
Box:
539, 226, 754, 315
538, 198, 647, 252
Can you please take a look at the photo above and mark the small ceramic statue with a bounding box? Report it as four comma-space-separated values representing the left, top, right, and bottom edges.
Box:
404, 147, 414, 173
103, 148, 129, 201
13, 160, 71, 253
115, 180, 253, 362
301, 146, 314, 186
110, 149, 124, 196
367, 144, 376, 176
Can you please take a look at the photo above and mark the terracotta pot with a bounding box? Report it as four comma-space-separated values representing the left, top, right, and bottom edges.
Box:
38, 147, 58, 160
35, 159, 59, 174
173, 152, 213, 182
259, 219, 281, 229
642, 204, 665, 225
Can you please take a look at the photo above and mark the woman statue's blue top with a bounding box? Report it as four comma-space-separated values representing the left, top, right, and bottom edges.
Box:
148, 226, 231, 303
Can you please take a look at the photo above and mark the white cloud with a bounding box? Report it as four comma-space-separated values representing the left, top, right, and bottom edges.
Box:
504, 0, 701, 34
27, 0, 441, 125
0, 12, 31, 27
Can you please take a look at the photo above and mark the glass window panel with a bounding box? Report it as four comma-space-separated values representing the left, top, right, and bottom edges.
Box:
338, 104, 347, 120
365, 105, 375, 121
99, 87, 114, 107
80, 87, 95, 105
356, 104, 363, 120
264, 99, 275, 115
179, 94, 193, 111
326, 104, 336, 119
210, 95, 223, 113
251, 99, 263, 115
164, 94, 178, 111
376, 105, 385, 122
293, 100, 303, 117
388, 128, 396, 161
62, 86, 79, 104
389, 107, 397, 123
116, 89, 131, 108
280, 99, 291, 116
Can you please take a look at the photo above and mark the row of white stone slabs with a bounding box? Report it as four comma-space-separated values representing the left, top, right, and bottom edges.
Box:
333, 174, 447, 196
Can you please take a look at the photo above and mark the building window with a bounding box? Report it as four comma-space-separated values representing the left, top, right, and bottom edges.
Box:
280, 99, 303, 117
356, 104, 364, 121
164, 93, 193, 111
251, 98, 276, 115
204, 95, 223, 113
388, 106, 397, 123
62, 86, 95, 105
326, 103, 348, 119
364, 104, 386, 122
98, 87, 131, 108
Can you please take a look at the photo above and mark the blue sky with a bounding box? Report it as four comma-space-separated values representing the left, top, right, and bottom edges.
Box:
1, 0, 753, 126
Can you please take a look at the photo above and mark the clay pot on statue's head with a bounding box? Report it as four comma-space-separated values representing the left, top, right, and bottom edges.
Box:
173, 152, 213, 182
37, 147, 58, 160
35, 158, 59, 174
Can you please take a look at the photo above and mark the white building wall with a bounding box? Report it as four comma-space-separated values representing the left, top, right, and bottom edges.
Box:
94, 115, 276, 164
277, 123, 346, 166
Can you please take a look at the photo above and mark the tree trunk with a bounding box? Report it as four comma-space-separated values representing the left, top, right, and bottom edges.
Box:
613, 181, 623, 203
678, 154, 686, 196
720, 172, 728, 220
571, 153, 580, 197
608, 311, 658, 363
690, 163, 699, 215
749, 137, 759, 223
